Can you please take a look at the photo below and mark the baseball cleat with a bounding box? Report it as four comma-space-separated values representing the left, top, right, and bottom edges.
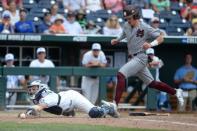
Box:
176, 88, 184, 107
101, 100, 120, 118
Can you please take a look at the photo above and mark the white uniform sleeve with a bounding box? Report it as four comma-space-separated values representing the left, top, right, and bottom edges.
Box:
82, 52, 90, 65
100, 51, 107, 64
29, 60, 36, 67
48, 60, 55, 67
39, 93, 58, 107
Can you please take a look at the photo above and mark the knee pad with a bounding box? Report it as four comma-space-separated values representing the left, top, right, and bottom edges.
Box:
88, 107, 104, 118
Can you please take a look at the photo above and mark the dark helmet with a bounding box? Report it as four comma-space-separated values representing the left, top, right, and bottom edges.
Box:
123, 5, 140, 19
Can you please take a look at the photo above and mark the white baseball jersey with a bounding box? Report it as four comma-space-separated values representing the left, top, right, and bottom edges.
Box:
82, 50, 107, 65
29, 59, 55, 84
34, 89, 94, 114
81, 50, 107, 104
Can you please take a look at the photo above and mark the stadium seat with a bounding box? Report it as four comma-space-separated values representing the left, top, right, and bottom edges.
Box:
170, 2, 185, 11
23, 0, 36, 10
95, 18, 105, 27
86, 12, 98, 21
166, 27, 184, 36
37, 0, 54, 9
0, 6, 3, 14
159, 10, 180, 21
26, 15, 42, 26
30, 7, 49, 18
159, 11, 172, 20
94, 9, 112, 20
115, 10, 123, 19
159, 21, 168, 30
169, 18, 191, 30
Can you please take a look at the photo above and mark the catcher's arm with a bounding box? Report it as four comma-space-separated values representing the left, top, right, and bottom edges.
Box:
18, 104, 48, 118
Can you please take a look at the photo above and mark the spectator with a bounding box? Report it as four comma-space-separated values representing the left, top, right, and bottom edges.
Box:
2, 0, 20, 26
50, 3, 66, 23
2, 0, 23, 10
64, 11, 83, 34
84, 20, 101, 34
174, 54, 197, 111
49, 14, 67, 34
63, 0, 86, 11
4, 53, 26, 105
15, 9, 36, 33
0, 13, 14, 33
185, 18, 197, 36
150, 17, 167, 35
128, 0, 149, 9
81, 43, 107, 104
151, 0, 171, 14
76, 9, 87, 30
103, 0, 124, 13
181, 0, 197, 21
146, 48, 171, 111
85, 0, 103, 12
103, 15, 122, 35
37, 12, 52, 34
103, 0, 125, 13
29, 47, 55, 84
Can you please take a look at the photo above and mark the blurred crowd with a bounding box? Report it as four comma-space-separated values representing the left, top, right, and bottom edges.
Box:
0, 0, 196, 36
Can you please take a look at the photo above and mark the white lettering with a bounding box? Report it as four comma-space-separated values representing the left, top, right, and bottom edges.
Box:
8, 35, 24, 41
0, 34, 7, 40
187, 38, 197, 44
73, 36, 87, 42
24, 35, 41, 41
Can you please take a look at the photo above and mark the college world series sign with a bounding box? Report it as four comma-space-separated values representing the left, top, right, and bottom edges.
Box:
0, 34, 41, 41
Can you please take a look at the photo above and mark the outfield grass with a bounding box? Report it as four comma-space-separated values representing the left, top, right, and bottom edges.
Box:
0, 122, 164, 131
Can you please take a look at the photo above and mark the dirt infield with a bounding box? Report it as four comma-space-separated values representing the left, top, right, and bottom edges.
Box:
0, 111, 197, 131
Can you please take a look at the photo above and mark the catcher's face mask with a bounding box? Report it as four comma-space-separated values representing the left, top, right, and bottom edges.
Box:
27, 85, 39, 99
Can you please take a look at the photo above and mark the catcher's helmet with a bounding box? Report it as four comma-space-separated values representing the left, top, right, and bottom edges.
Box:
123, 5, 140, 20
27, 80, 49, 99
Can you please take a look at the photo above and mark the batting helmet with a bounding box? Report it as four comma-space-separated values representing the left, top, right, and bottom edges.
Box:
123, 5, 140, 19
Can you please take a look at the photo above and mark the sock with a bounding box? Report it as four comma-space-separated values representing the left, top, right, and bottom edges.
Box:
115, 72, 126, 104
148, 81, 176, 95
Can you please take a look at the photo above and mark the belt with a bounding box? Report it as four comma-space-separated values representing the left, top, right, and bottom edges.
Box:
133, 51, 145, 56
57, 94, 61, 106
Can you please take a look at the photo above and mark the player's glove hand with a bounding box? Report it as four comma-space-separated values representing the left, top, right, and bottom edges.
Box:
26, 108, 38, 116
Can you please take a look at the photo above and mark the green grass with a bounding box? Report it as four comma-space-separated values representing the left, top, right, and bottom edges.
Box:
0, 122, 164, 131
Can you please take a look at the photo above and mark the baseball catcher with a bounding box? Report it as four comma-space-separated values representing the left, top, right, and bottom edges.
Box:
18, 80, 119, 119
